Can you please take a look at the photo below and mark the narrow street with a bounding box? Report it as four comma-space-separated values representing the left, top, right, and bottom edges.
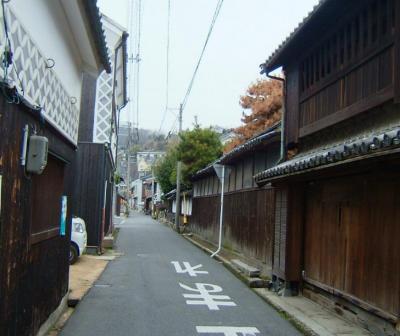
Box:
60, 212, 301, 336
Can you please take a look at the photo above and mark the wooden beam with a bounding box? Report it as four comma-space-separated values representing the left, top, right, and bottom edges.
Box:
304, 276, 399, 323
369, 2, 374, 46
299, 86, 393, 137
394, 0, 400, 102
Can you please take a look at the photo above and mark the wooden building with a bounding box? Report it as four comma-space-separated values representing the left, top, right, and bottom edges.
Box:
68, 16, 128, 252
70, 143, 115, 249
0, 1, 110, 335
257, 0, 400, 334
164, 188, 193, 225
190, 125, 280, 274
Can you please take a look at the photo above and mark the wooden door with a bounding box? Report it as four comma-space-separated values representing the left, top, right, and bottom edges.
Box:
304, 179, 357, 290
304, 174, 400, 318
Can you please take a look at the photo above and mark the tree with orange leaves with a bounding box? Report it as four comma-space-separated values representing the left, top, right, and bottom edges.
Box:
225, 79, 282, 152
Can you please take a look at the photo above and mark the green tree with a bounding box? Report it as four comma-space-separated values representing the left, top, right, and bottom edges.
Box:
178, 127, 222, 186
154, 127, 222, 192
153, 146, 178, 194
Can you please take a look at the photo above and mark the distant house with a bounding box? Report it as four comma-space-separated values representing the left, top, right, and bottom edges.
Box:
219, 129, 236, 145
210, 125, 236, 145
257, 1, 400, 334
190, 124, 281, 274
0, 1, 109, 335
164, 189, 193, 225
137, 151, 165, 177
131, 178, 144, 210
141, 175, 163, 214
69, 13, 128, 253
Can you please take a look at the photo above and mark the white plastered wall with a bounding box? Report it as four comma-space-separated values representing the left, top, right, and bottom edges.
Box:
9, 0, 83, 105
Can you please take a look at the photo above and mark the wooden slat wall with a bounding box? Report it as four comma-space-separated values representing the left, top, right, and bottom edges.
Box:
243, 157, 253, 188
191, 188, 275, 267
285, 65, 300, 146
394, 0, 400, 102
0, 100, 73, 335
192, 144, 280, 198
30, 157, 65, 244
69, 143, 107, 247
78, 72, 97, 142
104, 178, 113, 235
235, 162, 243, 190
291, 0, 397, 138
299, 46, 394, 134
273, 188, 288, 276
190, 145, 280, 269
304, 173, 400, 318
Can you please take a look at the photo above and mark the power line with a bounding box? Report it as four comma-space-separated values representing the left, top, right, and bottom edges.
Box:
158, 0, 171, 134
165, 113, 179, 140
169, 114, 179, 135
174, 0, 224, 232
181, 0, 224, 111
135, 0, 143, 138
127, 0, 135, 125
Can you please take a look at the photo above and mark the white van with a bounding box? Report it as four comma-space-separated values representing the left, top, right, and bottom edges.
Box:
70, 216, 87, 264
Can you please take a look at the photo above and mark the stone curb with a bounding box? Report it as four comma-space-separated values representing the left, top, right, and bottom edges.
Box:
37, 294, 69, 336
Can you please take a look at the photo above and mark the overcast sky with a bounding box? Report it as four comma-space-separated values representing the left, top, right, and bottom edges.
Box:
98, 0, 319, 134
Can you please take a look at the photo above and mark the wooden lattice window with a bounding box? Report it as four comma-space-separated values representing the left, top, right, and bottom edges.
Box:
300, 0, 395, 94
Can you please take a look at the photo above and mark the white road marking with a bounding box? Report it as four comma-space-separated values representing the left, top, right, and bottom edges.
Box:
196, 326, 260, 335
171, 261, 209, 277
179, 283, 236, 310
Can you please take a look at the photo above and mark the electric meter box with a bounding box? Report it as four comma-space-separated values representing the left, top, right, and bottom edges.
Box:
26, 135, 48, 174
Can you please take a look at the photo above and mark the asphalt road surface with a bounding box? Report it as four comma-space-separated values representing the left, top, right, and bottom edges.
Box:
60, 212, 302, 336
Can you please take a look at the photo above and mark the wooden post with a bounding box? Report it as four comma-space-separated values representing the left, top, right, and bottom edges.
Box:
394, 0, 400, 103
174, 104, 183, 233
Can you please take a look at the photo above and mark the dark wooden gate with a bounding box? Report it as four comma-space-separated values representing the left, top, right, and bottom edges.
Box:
304, 173, 400, 320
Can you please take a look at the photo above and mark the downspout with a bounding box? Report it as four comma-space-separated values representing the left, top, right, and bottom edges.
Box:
101, 144, 109, 253
110, 46, 119, 146
211, 165, 225, 258
266, 72, 286, 163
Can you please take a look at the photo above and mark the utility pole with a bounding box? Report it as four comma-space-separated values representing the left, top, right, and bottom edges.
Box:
126, 122, 132, 206
174, 104, 183, 233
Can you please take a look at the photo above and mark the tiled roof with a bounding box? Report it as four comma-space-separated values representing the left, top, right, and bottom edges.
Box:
260, 0, 330, 74
83, 0, 112, 73
221, 123, 280, 163
164, 189, 176, 199
255, 127, 400, 183
191, 123, 281, 180
164, 188, 192, 200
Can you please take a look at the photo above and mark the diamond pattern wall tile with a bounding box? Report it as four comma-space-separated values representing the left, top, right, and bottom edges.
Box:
3, 7, 80, 143
94, 68, 113, 143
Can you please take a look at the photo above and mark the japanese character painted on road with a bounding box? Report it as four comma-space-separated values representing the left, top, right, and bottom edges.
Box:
196, 326, 260, 336
171, 261, 209, 277
179, 282, 237, 310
